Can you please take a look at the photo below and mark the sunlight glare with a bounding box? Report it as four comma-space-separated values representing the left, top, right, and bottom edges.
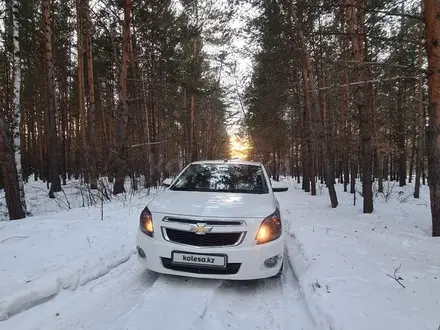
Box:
229, 135, 251, 160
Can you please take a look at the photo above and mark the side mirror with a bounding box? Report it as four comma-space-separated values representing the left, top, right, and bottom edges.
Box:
162, 178, 173, 187
272, 181, 289, 192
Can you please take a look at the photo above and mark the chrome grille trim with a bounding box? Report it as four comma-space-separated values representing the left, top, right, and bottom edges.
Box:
161, 227, 246, 248
162, 216, 246, 227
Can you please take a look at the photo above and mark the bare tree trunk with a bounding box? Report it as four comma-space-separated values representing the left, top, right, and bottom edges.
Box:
304, 69, 316, 195
422, 0, 440, 236
383, 155, 388, 181
347, 0, 373, 213
408, 137, 415, 183
0, 118, 25, 220
301, 70, 310, 192
339, 13, 350, 193
42, 0, 61, 198
378, 156, 384, 193
397, 82, 407, 187
113, 0, 132, 195
190, 34, 199, 162
76, 0, 89, 184
350, 153, 357, 194
271, 149, 277, 181
190, 94, 196, 162
414, 19, 424, 199
295, 141, 300, 184
12, 0, 27, 215
85, 0, 97, 189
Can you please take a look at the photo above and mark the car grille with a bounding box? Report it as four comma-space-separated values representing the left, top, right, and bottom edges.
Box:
161, 258, 241, 275
164, 228, 243, 247
163, 217, 244, 226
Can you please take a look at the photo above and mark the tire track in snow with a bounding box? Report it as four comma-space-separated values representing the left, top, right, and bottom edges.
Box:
194, 278, 283, 330
188, 262, 316, 330
280, 256, 317, 330
0, 256, 160, 330
1, 253, 316, 330
0, 256, 224, 330
114, 275, 223, 330
0, 247, 136, 322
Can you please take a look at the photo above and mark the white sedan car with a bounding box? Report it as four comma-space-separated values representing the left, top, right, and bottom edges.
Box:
136, 159, 289, 280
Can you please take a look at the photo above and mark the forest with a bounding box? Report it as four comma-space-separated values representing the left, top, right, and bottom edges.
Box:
0, 0, 439, 237
243, 0, 440, 236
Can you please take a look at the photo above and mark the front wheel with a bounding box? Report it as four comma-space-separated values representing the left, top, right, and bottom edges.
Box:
272, 261, 283, 278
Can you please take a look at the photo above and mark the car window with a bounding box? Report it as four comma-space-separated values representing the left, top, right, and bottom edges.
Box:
169, 163, 269, 194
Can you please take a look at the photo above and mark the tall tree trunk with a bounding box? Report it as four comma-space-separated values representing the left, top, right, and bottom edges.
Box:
383, 155, 388, 180
378, 156, 384, 193
350, 153, 357, 194
85, 0, 97, 189
76, 0, 89, 184
304, 69, 316, 196
301, 70, 310, 193
346, 0, 373, 213
339, 13, 350, 192
285, 0, 338, 207
113, 0, 132, 195
42, 0, 61, 198
61, 50, 69, 186
0, 118, 25, 220
270, 149, 276, 180
12, 0, 27, 215
190, 94, 196, 162
140, 64, 151, 188
190, 34, 199, 162
408, 137, 415, 183
414, 17, 424, 199
295, 141, 300, 184
397, 82, 407, 187
422, 0, 440, 236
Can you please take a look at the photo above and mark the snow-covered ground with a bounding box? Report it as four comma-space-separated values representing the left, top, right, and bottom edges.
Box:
0, 180, 315, 330
0, 177, 439, 330
0, 180, 154, 323
279, 178, 440, 330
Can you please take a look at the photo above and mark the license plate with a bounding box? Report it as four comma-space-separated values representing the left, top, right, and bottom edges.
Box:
171, 251, 227, 268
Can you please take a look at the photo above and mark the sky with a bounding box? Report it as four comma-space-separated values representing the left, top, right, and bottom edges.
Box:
199, 1, 260, 137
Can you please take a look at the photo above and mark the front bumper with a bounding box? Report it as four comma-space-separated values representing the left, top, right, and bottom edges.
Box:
136, 228, 284, 280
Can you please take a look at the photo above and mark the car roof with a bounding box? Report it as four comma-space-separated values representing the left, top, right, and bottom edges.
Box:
189, 159, 263, 166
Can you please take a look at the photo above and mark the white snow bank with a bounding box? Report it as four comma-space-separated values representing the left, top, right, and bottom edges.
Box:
0, 185, 154, 321
0, 248, 134, 321
281, 179, 440, 330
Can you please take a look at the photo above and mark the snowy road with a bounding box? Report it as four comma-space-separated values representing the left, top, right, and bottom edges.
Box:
0, 252, 315, 330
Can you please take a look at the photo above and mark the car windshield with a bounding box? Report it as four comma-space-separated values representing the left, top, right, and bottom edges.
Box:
169, 163, 269, 194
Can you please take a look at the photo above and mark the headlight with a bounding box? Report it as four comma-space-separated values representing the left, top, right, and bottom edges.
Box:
139, 206, 154, 237
256, 209, 282, 244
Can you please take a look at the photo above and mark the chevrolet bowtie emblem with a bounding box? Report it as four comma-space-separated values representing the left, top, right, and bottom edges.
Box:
189, 223, 213, 235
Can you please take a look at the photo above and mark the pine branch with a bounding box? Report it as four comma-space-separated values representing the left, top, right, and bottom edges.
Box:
129, 141, 169, 148
304, 76, 418, 93
305, 4, 422, 21
307, 31, 421, 45
350, 61, 428, 74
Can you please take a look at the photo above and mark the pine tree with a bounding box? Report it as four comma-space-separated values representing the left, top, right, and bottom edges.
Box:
422, 0, 440, 237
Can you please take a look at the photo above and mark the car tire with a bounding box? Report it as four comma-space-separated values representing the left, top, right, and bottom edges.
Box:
272, 261, 283, 278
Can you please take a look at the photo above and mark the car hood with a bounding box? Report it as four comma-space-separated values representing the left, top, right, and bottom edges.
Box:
148, 190, 277, 218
